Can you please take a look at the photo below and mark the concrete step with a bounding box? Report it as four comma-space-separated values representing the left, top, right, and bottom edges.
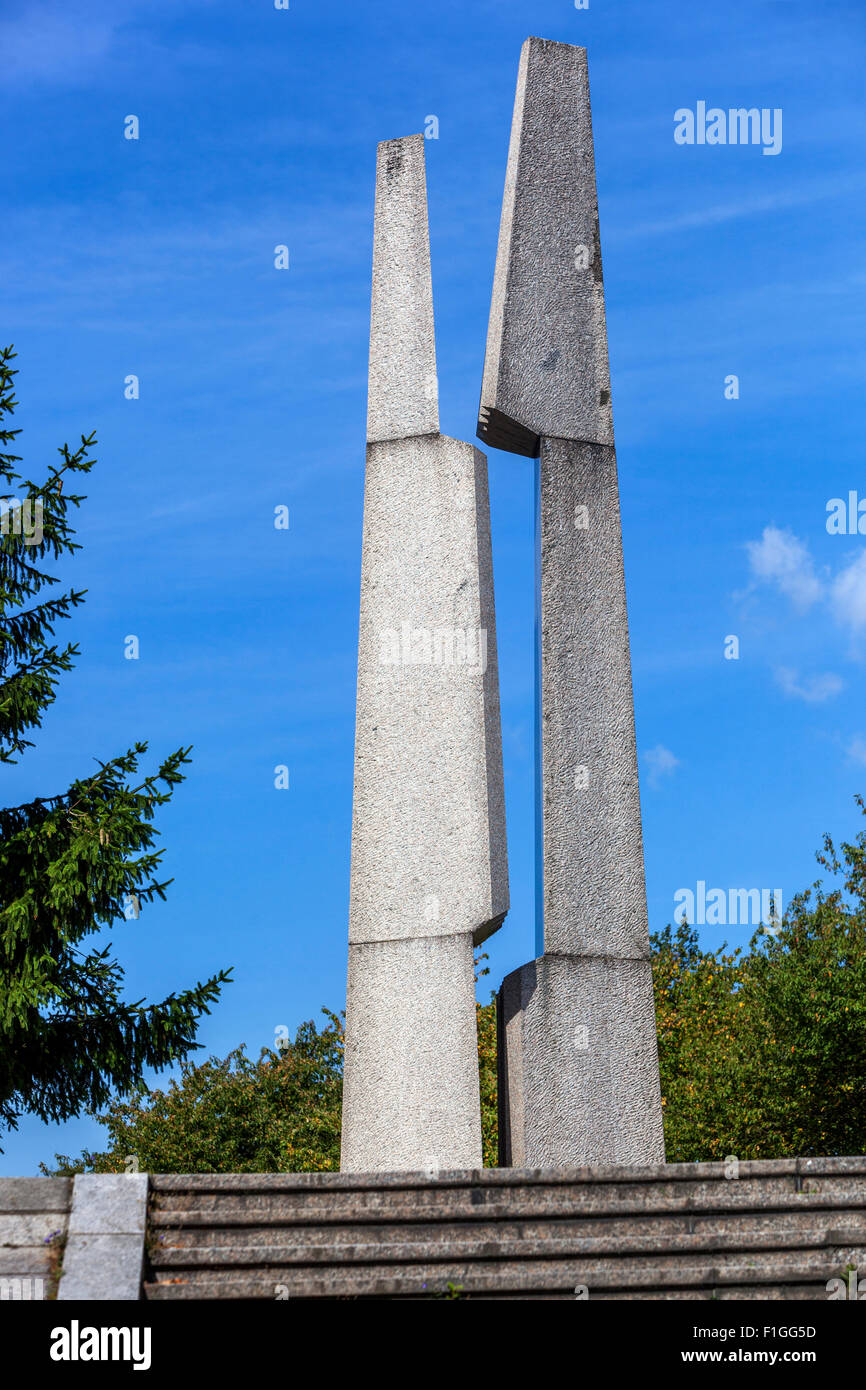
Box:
145, 1243, 863, 1286
144, 1160, 866, 1300
144, 1245, 856, 1299
143, 1279, 831, 1300
149, 1180, 866, 1226
149, 1212, 866, 1263
149, 1157, 866, 1195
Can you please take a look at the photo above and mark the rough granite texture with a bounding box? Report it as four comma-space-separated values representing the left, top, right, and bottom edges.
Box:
342, 134, 508, 1172
498, 955, 665, 1168
538, 437, 647, 959
478, 38, 613, 456
0, 1178, 70, 1294
58, 1234, 146, 1302
57, 1174, 147, 1301
341, 934, 482, 1172
479, 38, 664, 1167
349, 433, 507, 947
367, 134, 439, 443
66, 1172, 147, 1236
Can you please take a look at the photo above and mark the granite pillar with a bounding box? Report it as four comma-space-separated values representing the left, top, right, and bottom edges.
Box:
480, 39, 664, 1167
341, 134, 508, 1172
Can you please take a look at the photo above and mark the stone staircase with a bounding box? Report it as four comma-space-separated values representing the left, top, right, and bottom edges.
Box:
143, 1156, 866, 1300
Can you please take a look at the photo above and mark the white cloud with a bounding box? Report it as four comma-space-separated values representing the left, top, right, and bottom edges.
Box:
746, 526, 823, 610
774, 667, 844, 703
831, 551, 866, 632
611, 174, 866, 243
846, 735, 866, 767
644, 744, 680, 786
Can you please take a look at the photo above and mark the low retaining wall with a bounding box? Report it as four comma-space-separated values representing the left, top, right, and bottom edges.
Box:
0, 1177, 71, 1300
4, 1158, 863, 1300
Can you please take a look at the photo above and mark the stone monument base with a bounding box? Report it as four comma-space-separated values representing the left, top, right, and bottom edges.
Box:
497, 954, 665, 1168
341, 933, 482, 1172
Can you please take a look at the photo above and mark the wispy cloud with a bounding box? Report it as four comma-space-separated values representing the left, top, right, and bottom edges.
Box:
644, 744, 680, 786
775, 667, 844, 703
742, 523, 866, 698
831, 551, 866, 632
746, 526, 823, 610
846, 735, 866, 767
609, 175, 866, 243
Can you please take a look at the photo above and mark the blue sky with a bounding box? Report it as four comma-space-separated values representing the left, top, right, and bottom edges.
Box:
1, 0, 864, 1173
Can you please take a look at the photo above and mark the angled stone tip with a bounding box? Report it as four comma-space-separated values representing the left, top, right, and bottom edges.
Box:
367, 133, 439, 444
478, 37, 614, 457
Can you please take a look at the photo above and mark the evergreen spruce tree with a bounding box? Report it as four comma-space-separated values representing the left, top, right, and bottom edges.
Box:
0, 345, 230, 1143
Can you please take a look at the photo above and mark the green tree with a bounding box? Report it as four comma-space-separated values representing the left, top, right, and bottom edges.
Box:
41, 991, 496, 1175
653, 797, 866, 1161
730, 809, 866, 1158
0, 346, 230, 1144
43, 1010, 344, 1174
40, 808, 866, 1175
652, 920, 748, 1159
475, 953, 498, 1166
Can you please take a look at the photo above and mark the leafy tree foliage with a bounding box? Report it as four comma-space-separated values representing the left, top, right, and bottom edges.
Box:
44, 1011, 344, 1175
39, 785, 866, 1172
476, 953, 498, 1165
655, 798, 866, 1161
0, 346, 230, 1143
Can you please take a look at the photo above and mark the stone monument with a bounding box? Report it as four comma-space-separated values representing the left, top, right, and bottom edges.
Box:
341, 134, 509, 1172
480, 38, 665, 1167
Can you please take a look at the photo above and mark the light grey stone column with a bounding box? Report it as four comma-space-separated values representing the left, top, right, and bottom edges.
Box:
481, 39, 664, 1167
478, 39, 613, 459
341, 134, 508, 1173
56, 1174, 148, 1300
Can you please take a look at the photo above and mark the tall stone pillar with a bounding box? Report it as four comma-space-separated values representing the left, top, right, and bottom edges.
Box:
341, 135, 509, 1173
480, 38, 664, 1167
